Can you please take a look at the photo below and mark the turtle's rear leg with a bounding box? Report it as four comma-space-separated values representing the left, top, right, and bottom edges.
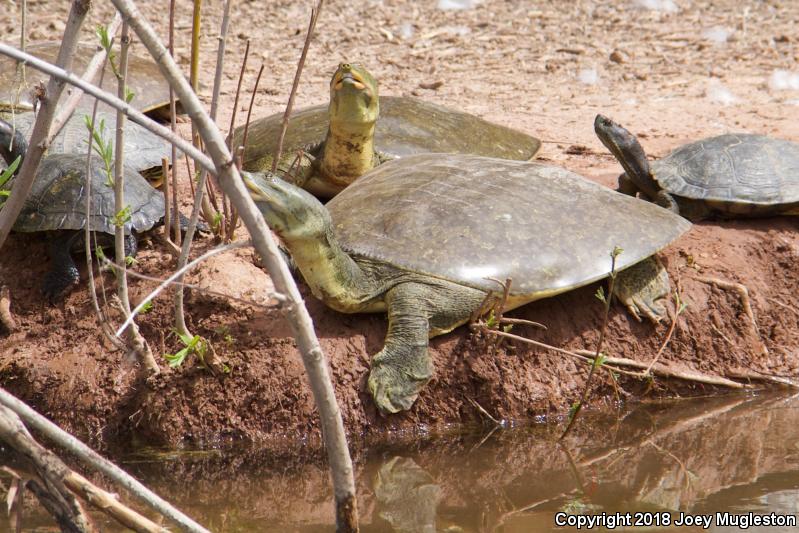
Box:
613, 256, 670, 324
42, 232, 82, 301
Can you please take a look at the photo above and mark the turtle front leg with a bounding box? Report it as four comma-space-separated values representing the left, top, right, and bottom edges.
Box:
613, 256, 670, 324
43, 232, 82, 301
368, 283, 434, 414
654, 190, 681, 214
368, 280, 486, 414
617, 173, 641, 197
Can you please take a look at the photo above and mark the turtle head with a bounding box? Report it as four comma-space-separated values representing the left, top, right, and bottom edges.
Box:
0, 118, 28, 170
594, 114, 660, 199
328, 62, 379, 130
243, 170, 331, 242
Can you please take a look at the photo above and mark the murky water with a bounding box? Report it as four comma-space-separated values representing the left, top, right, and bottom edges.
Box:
11, 391, 799, 531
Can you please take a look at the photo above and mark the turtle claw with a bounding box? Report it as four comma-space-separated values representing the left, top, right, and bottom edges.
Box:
614, 257, 671, 325
42, 266, 80, 302
367, 350, 433, 414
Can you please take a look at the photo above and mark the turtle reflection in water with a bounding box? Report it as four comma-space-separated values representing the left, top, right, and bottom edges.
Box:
595, 114, 799, 221
235, 63, 541, 198
245, 154, 690, 413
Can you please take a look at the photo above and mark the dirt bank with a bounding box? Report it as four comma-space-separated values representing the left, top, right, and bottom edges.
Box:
1, 0, 798, 449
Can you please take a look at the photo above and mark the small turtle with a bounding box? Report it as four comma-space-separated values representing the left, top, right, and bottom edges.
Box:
0, 42, 174, 119
244, 154, 690, 413
235, 63, 541, 198
0, 119, 165, 299
594, 114, 799, 220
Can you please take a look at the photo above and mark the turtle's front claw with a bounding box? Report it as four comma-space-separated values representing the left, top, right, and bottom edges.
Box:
367, 350, 433, 414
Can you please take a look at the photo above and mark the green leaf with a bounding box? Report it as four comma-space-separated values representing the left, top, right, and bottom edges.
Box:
594, 353, 607, 368
0, 155, 21, 189
611, 246, 623, 259
125, 88, 135, 103
594, 286, 606, 304
485, 309, 497, 329
165, 347, 190, 368
113, 205, 132, 228
138, 299, 153, 314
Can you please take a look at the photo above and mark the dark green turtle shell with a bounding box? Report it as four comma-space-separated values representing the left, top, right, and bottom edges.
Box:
12, 154, 164, 235
2, 110, 171, 175
653, 134, 799, 207
236, 96, 542, 173
0, 42, 172, 115
326, 154, 690, 296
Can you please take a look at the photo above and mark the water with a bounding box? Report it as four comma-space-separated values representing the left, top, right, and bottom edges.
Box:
9, 391, 799, 531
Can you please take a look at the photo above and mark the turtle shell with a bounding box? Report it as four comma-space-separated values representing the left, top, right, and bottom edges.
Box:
326, 154, 690, 296
652, 134, 799, 207
2, 110, 171, 175
0, 42, 171, 116
12, 153, 164, 235
237, 96, 541, 172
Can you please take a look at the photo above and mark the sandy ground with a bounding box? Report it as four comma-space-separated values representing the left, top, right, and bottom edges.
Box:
1, 0, 799, 449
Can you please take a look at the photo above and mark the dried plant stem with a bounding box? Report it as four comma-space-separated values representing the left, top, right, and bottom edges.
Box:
168, 0, 181, 245
161, 156, 172, 241
640, 304, 679, 376
225, 39, 249, 149
272, 0, 324, 173
110, 0, 358, 528
696, 276, 767, 355
0, 387, 209, 533
0, 0, 91, 251
0, 405, 93, 532
114, 23, 159, 375
560, 250, 621, 440
51, 14, 123, 138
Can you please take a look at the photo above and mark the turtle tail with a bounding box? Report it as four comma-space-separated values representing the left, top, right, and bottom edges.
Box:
0, 118, 28, 170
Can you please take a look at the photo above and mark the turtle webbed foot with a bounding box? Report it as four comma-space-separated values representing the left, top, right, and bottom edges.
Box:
614, 256, 670, 325
368, 344, 433, 414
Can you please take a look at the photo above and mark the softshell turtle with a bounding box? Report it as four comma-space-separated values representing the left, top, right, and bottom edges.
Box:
0, 42, 174, 118
594, 114, 799, 220
0, 119, 165, 299
235, 63, 541, 198
244, 153, 690, 413
3, 110, 171, 180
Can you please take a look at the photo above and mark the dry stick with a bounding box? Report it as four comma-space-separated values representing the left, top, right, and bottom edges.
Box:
481, 326, 746, 389
466, 397, 502, 426
639, 300, 679, 376
0, 286, 16, 332
109, 1, 358, 529
114, 22, 159, 375
0, 405, 93, 533
571, 348, 746, 388
109, 257, 285, 312
51, 14, 123, 138
767, 297, 799, 318
83, 69, 128, 354
160, 156, 172, 242
168, 0, 181, 246
696, 276, 768, 356
560, 248, 621, 441
0, 0, 91, 251
114, 242, 283, 336
0, 388, 209, 533
225, 39, 250, 150
272, 0, 324, 173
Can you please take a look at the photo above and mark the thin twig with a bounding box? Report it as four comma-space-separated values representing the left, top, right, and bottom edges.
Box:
0, 387, 209, 533
110, 0, 357, 527
51, 14, 123, 138
168, 0, 181, 245
766, 297, 799, 318
561, 247, 622, 440
466, 397, 503, 427
696, 276, 768, 355
161, 156, 172, 242
272, 0, 324, 172
225, 39, 250, 150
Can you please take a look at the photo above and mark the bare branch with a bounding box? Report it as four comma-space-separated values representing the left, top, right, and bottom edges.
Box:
109, 0, 358, 528
0, 387, 210, 533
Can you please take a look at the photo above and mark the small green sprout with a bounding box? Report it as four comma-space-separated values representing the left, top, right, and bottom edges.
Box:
0, 155, 21, 204
113, 205, 132, 228
84, 115, 115, 186
165, 331, 208, 368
